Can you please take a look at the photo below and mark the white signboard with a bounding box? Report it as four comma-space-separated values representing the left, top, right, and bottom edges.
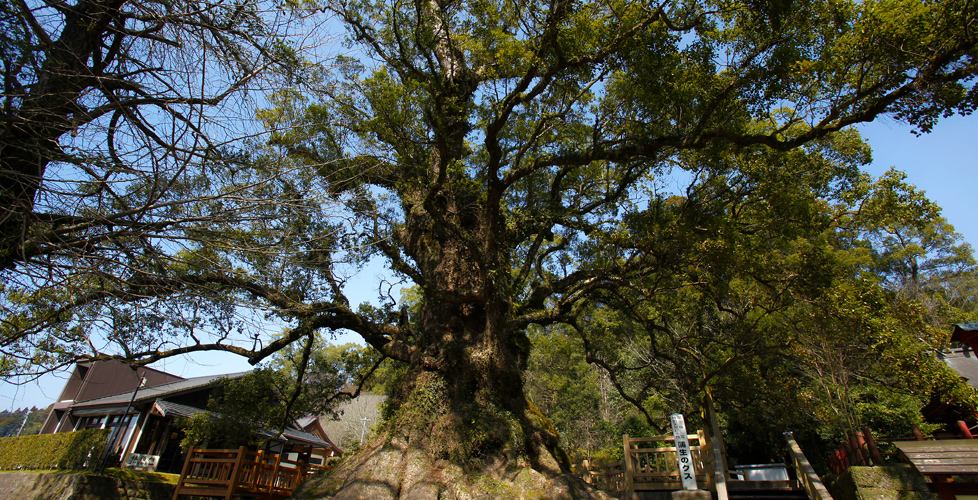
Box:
670, 413, 698, 490
123, 453, 160, 472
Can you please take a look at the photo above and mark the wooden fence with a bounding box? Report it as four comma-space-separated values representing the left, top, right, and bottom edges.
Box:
172, 445, 328, 500
578, 430, 834, 500
577, 431, 715, 496
623, 431, 715, 492
578, 459, 625, 493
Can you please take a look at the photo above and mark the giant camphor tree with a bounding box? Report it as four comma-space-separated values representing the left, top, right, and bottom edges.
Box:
3, 0, 978, 497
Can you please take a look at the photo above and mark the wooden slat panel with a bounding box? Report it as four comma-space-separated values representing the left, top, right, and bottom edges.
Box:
895, 439, 978, 477
895, 440, 978, 453
174, 487, 234, 496
902, 450, 978, 457
911, 457, 978, 464
632, 480, 685, 490
913, 465, 978, 474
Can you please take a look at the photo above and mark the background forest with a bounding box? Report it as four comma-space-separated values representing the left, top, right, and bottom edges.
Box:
0, 407, 46, 437
520, 167, 978, 470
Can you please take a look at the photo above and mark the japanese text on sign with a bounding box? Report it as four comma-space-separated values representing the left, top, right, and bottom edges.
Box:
669, 413, 698, 490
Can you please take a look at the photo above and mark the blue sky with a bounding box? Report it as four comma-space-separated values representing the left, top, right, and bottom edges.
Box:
3, 113, 977, 412
857, 115, 978, 248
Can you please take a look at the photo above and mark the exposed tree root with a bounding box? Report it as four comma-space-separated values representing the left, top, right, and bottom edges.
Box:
292, 436, 616, 500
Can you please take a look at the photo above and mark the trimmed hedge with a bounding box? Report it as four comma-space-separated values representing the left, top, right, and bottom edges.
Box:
0, 429, 110, 470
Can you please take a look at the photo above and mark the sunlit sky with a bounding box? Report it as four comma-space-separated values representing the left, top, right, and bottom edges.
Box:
3, 113, 977, 412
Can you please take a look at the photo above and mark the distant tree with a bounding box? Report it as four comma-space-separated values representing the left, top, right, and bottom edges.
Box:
855, 169, 976, 297
322, 393, 388, 451
0, 411, 21, 437
525, 323, 637, 463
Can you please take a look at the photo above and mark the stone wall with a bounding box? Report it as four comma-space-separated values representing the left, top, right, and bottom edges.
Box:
0, 472, 175, 500
826, 465, 936, 500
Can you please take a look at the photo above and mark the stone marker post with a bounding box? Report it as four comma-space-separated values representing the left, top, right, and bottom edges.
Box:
670, 413, 711, 500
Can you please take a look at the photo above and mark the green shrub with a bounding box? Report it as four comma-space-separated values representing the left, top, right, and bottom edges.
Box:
0, 429, 110, 470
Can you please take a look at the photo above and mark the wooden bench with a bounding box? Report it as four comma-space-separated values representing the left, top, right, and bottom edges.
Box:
172, 445, 328, 500
895, 439, 978, 500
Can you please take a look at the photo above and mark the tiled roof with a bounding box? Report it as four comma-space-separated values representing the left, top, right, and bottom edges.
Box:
152, 399, 329, 447
273, 427, 330, 447
154, 400, 212, 418
296, 416, 318, 427
69, 372, 250, 408
65, 369, 333, 449
943, 347, 978, 389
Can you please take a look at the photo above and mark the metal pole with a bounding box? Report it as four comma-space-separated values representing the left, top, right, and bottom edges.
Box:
97, 374, 145, 475
15, 408, 31, 436
359, 417, 371, 445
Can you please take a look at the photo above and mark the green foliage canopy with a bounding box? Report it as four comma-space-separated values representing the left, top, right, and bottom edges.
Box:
2, 0, 978, 470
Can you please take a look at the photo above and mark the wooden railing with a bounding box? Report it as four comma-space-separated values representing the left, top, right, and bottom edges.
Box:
172, 446, 328, 500
578, 459, 624, 493
784, 432, 833, 500
623, 431, 713, 493
579, 428, 835, 500
576, 431, 715, 495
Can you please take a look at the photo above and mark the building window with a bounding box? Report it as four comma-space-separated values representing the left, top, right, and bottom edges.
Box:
77, 416, 105, 430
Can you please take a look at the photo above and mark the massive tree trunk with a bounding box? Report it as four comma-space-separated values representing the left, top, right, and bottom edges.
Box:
0, 0, 117, 267
295, 196, 607, 498
294, 357, 609, 499
294, 262, 609, 499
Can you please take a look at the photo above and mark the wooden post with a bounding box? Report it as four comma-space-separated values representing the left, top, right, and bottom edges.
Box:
702, 390, 729, 500
298, 462, 308, 487
861, 427, 884, 466
696, 429, 708, 483
911, 424, 925, 441
269, 451, 282, 495
171, 445, 195, 500
856, 432, 869, 465
831, 448, 845, 475
848, 434, 866, 466
247, 449, 263, 491
957, 421, 974, 439
623, 434, 634, 494
226, 446, 247, 500
840, 438, 853, 470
